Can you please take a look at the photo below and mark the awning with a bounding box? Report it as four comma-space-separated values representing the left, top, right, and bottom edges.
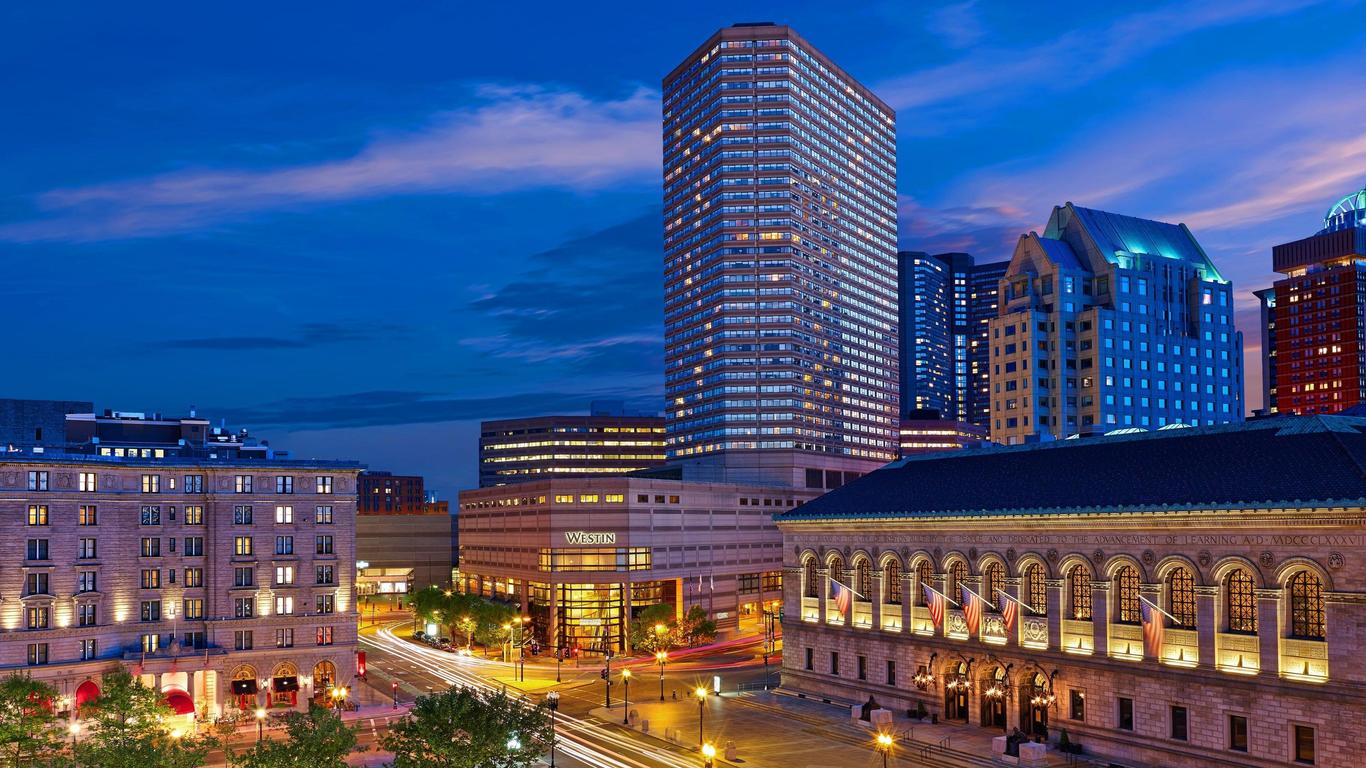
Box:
231, 680, 258, 695
74, 681, 100, 708
164, 690, 195, 716
272, 676, 299, 693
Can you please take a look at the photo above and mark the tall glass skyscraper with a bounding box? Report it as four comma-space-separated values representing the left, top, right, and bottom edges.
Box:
662, 23, 898, 486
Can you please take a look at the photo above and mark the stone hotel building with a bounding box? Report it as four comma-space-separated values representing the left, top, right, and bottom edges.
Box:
777, 415, 1366, 767
0, 448, 360, 720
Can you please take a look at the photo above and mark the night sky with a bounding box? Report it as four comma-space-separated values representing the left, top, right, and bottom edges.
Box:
4, 1, 1363, 494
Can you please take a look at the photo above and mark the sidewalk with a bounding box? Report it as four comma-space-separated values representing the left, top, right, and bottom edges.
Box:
586, 689, 1096, 768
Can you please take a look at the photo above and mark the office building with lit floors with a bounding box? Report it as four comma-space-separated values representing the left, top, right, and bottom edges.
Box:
478, 407, 666, 487
777, 415, 1366, 768
0, 438, 361, 723
457, 477, 821, 654
662, 22, 900, 487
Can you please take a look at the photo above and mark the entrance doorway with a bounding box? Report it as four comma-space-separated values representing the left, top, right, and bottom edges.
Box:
981, 667, 1007, 730
944, 661, 969, 722
1019, 673, 1050, 738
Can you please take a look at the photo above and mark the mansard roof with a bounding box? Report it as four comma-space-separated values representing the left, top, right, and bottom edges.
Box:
776, 416, 1366, 522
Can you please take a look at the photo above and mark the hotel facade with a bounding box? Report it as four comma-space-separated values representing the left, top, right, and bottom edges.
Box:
458, 477, 820, 654
777, 416, 1366, 767
0, 452, 360, 721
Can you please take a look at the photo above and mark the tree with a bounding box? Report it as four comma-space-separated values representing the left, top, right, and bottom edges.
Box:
627, 604, 676, 654
230, 704, 359, 768
381, 687, 550, 768
471, 602, 517, 658
678, 605, 717, 647
0, 675, 62, 768
74, 671, 214, 768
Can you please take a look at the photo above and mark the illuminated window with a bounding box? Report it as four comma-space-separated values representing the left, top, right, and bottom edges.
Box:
1115, 566, 1140, 624
554, 495, 574, 504
234, 536, 253, 556
579, 494, 599, 503
1069, 565, 1092, 620
537, 548, 651, 572
1226, 570, 1257, 634
884, 559, 902, 605
26, 506, 48, 526
275, 506, 293, 524
1024, 564, 1047, 615
1168, 568, 1196, 628
803, 557, 819, 598
854, 559, 871, 603
1288, 571, 1325, 640
78, 472, 97, 492
915, 560, 934, 606
79, 505, 97, 526
983, 562, 1005, 610
948, 560, 967, 597
827, 555, 845, 598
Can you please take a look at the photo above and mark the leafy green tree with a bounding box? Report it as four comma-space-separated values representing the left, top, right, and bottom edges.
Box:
380, 687, 550, 768
229, 704, 359, 768
472, 601, 517, 658
627, 603, 677, 653
679, 605, 717, 647
411, 586, 448, 631
74, 671, 214, 768
0, 675, 62, 768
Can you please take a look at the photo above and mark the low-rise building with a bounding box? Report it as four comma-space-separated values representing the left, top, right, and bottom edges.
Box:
778, 415, 1365, 767
900, 410, 987, 456
478, 408, 666, 488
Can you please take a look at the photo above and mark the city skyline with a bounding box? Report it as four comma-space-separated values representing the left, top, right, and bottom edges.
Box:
4, 2, 1365, 491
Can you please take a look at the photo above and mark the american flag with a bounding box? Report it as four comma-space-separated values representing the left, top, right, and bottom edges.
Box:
1001, 592, 1018, 633
1140, 599, 1165, 658
960, 585, 981, 636
923, 584, 945, 627
830, 579, 853, 616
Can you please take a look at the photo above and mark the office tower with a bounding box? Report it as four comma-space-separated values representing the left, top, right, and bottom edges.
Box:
990, 203, 1244, 443
478, 407, 666, 488
1253, 287, 1277, 413
662, 23, 899, 487
897, 251, 1007, 426
1263, 187, 1366, 415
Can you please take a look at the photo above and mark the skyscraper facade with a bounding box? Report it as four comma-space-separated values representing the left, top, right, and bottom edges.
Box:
897, 251, 1006, 426
990, 203, 1243, 443
662, 23, 899, 486
1262, 187, 1366, 415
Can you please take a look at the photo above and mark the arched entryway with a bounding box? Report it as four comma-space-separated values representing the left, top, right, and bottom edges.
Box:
73, 680, 100, 713
944, 661, 969, 722
980, 667, 1008, 730
230, 665, 259, 711
312, 660, 337, 704
1018, 672, 1050, 739
270, 663, 299, 708
163, 689, 195, 717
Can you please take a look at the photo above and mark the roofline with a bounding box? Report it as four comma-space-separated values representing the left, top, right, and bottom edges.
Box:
776, 499, 1366, 524
0, 455, 364, 470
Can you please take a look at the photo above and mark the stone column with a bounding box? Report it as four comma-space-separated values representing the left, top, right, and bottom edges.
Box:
1045, 579, 1063, 651
782, 566, 802, 626
1091, 582, 1110, 658
817, 569, 829, 625
1195, 585, 1218, 669
870, 570, 884, 631
1256, 588, 1281, 678
901, 570, 914, 633
1139, 584, 1162, 661
1004, 577, 1022, 646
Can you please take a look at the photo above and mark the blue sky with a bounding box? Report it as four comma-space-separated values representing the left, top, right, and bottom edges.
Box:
3, 1, 1364, 493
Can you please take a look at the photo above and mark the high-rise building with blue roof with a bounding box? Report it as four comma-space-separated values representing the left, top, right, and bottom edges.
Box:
989, 203, 1244, 443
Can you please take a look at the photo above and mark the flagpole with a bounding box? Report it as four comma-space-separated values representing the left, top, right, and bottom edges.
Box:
1138, 595, 1180, 623
997, 590, 1038, 614
962, 585, 994, 605
829, 577, 867, 602
921, 583, 960, 608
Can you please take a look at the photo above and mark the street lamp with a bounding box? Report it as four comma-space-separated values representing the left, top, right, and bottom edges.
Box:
875, 732, 894, 768
701, 742, 717, 768
621, 669, 632, 725
68, 721, 79, 750
506, 735, 521, 751
694, 686, 708, 748
391, 681, 399, 710
254, 708, 266, 743
656, 651, 669, 701
546, 691, 560, 768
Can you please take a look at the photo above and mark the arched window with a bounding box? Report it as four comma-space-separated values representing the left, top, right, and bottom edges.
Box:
803, 557, 819, 599
1226, 569, 1257, 634
828, 555, 845, 598
1288, 570, 1325, 640
915, 560, 933, 606
948, 560, 968, 597
983, 562, 1005, 611
1115, 566, 1140, 624
1168, 568, 1196, 628
885, 559, 902, 605
1024, 564, 1047, 615
855, 559, 872, 603
1068, 565, 1092, 620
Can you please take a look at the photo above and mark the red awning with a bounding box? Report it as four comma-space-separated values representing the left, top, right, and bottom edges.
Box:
164, 690, 195, 715
74, 681, 100, 709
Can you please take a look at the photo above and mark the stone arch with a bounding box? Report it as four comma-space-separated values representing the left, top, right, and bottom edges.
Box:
1014, 552, 1051, 579
877, 550, 905, 571
975, 551, 1008, 574
1102, 554, 1147, 582
1056, 553, 1095, 580
1211, 555, 1266, 589
1154, 554, 1204, 585
941, 550, 970, 573
1274, 557, 1334, 592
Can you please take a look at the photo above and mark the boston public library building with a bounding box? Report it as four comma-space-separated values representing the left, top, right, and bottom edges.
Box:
776, 415, 1366, 767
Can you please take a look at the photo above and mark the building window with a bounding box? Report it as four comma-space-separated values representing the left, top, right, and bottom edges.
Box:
1068, 565, 1092, 620
316, 535, 334, 555
275, 505, 293, 524
275, 476, 293, 494
27, 644, 48, 666
140, 506, 161, 526
316, 627, 334, 646
1117, 697, 1134, 731
855, 559, 872, 602
1171, 706, 1188, 741
803, 557, 819, 598
234, 630, 253, 651
79, 505, 98, 526
827, 556, 845, 598
77, 572, 97, 593
857, 655, 866, 681
1069, 690, 1085, 721
805, 648, 813, 670
140, 538, 160, 557
78, 538, 96, 559
1168, 567, 1196, 628
26, 573, 49, 596
275, 566, 294, 586
948, 560, 967, 597
916, 560, 934, 606
1288, 571, 1325, 640
26, 607, 50, 630
183, 475, 203, 493
235, 475, 253, 494
141, 569, 161, 589
27, 505, 48, 526
275, 628, 294, 648
886, 659, 896, 685
183, 599, 203, 620
78, 603, 97, 627
316, 594, 335, 614
1115, 566, 1140, 624
184, 567, 203, 587
140, 601, 161, 622
1229, 714, 1248, 752
234, 505, 253, 525
762, 571, 782, 592
316, 565, 335, 585
829, 651, 839, 676
28, 471, 48, 491
182, 632, 205, 650
316, 476, 333, 494
983, 562, 1005, 608
234, 537, 253, 557
26, 539, 49, 561
1226, 569, 1257, 634
234, 567, 254, 588
1024, 563, 1047, 614
141, 475, 160, 494
80, 639, 97, 660
274, 536, 293, 555
184, 506, 203, 525
1294, 725, 1315, 764
79, 472, 97, 492
234, 598, 254, 618
274, 596, 294, 615
315, 506, 334, 524
738, 574, 760, 594
885, 559, 902, 604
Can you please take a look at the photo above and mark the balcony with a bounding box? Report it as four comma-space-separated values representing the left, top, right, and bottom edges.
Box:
945, 609, 968, 640
1160, 628, 1199, 668
1109, 623, 1143, 661
851, 602, 872, 629
911, 606, 934, 636
824, 600, 844, 626
1215, 632, 1260, 675
1281, 637, 1329, 683
1061, 619, 1094, 655
1020, 616, 1048, 649
800, 596, 818, 623
880, 603, 902, 632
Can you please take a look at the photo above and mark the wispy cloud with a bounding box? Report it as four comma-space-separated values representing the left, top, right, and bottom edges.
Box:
924, 1, 985, 50
878, 0, 1331, 126
149, 321, 406, 352
898, 196, 1032, 259
0, 85, 660, 242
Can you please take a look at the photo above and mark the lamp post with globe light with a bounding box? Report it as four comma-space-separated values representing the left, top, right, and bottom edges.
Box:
694, 687, 708, 748
656, 651, 668, 700
546, 691, 560, 768
621, 669, 632, 724
255, 708, 266, 742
